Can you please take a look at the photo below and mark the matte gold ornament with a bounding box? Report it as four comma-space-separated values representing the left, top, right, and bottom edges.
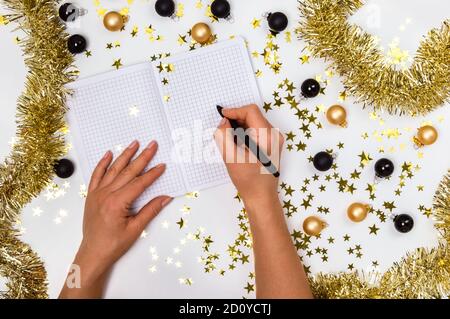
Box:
103, 11, 128, 32
326, 105, 347, 127
347, 202, 370, 223
414, 125, 438, 147
191, 22, 212, 44
303, 216, 327, 236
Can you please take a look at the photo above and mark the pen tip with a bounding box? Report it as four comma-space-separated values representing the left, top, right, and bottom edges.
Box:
216, 105, 224, 117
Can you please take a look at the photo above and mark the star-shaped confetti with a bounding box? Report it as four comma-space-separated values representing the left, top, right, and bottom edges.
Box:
112, 59, 123, 69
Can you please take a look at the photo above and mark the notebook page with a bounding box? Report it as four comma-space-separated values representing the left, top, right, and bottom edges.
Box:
66, 63, 186, 209
154, 37, 263, 191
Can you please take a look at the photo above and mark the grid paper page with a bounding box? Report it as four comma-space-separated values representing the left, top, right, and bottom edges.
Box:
155, 37, 263, 190
66, 63, 185, 210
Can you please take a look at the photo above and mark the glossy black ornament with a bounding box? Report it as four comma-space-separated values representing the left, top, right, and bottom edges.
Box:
375, 158, 394, 178
267, 12, 288, 33
211, 0, 231, 19
67, 34, 87, 54
54, 158, 75, 179
301, 78, 321, 98
155, 0, 175, 17
59, 3, 78, 22
394, 214, 414, 233
313, 152, 334, 172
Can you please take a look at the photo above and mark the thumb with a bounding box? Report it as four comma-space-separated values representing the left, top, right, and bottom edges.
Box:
131, 196, 173, 233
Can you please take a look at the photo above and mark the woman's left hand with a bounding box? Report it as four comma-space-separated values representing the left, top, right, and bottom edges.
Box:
60, 140, 172, 298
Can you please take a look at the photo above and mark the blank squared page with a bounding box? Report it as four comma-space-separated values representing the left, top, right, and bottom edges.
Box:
66, 64, 185, 209
155, 38, 263, 190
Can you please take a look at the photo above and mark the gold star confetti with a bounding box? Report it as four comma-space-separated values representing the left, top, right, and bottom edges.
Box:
178, 34, 187, 45
300, 54, 310, 64
130, 25, 138, 37
244, 282, 254, 293
358, 151, 373, 168
195, 0, 203, 9
383, 201, 396, 212
176, 3, 185, 18
251, 18, 261, 29
185, 191, 200, 198
369, 224, 380, 235
285, 31, 292, 43
112, 59, 123, 69
97, 7, 107, 16
176, 218, 184, 229
0, 15, 9, 25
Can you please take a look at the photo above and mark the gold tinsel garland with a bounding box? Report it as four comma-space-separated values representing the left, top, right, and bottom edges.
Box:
0, 0, 74, 298
296, 0, 450, 115
0, 227, 48, 298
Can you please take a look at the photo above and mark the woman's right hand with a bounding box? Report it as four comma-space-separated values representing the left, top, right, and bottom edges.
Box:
214, 104, 284, 207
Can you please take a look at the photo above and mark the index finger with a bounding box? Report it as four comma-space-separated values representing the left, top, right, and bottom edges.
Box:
221, 104, 272, 129
116, 163, 166, 206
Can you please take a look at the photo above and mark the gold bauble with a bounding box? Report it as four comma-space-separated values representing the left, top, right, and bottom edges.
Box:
191, 22, 212, 44
415, 125, 438, 147
303, 216, 327, 236
103, 11, 127, 32
326, 105, 347, 127
347, 202, 370, 223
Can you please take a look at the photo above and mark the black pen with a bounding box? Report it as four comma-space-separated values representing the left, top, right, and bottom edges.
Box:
217, 105, 280, 178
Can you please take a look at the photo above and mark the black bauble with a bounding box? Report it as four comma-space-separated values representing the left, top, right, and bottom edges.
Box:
59, 3, 77, 22
301, 78, 321, 98
54, 158, 75, 179
155, 0, 175, 17
394, 214, 414, 233
211, 0, 231, 19
375, 158, 394, 178
67, 34, 87, 54
267, 12, 288, 33
313, 152, 334, 172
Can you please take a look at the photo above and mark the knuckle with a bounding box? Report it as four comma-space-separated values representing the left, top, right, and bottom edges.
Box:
148, 204, 159, 217
134, 178, 148, 193
108, 165, 120, 176
121, 165, 133, 176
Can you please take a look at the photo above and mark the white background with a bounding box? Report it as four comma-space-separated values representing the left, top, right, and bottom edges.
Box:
0, 0, 449, 298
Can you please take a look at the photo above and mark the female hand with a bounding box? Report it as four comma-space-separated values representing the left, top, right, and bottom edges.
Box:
214, 105, 312, 299
214, 104, 284, 207
60, 140, 172, 298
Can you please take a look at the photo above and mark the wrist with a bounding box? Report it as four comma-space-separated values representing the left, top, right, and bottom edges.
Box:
74, 243, 111, 287
243, 191, 283, 219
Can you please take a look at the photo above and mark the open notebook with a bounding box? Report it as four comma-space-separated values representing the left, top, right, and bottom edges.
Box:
67, 37, 262, 209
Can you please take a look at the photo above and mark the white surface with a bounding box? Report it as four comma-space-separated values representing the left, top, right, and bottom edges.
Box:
0, 0, 449, 298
